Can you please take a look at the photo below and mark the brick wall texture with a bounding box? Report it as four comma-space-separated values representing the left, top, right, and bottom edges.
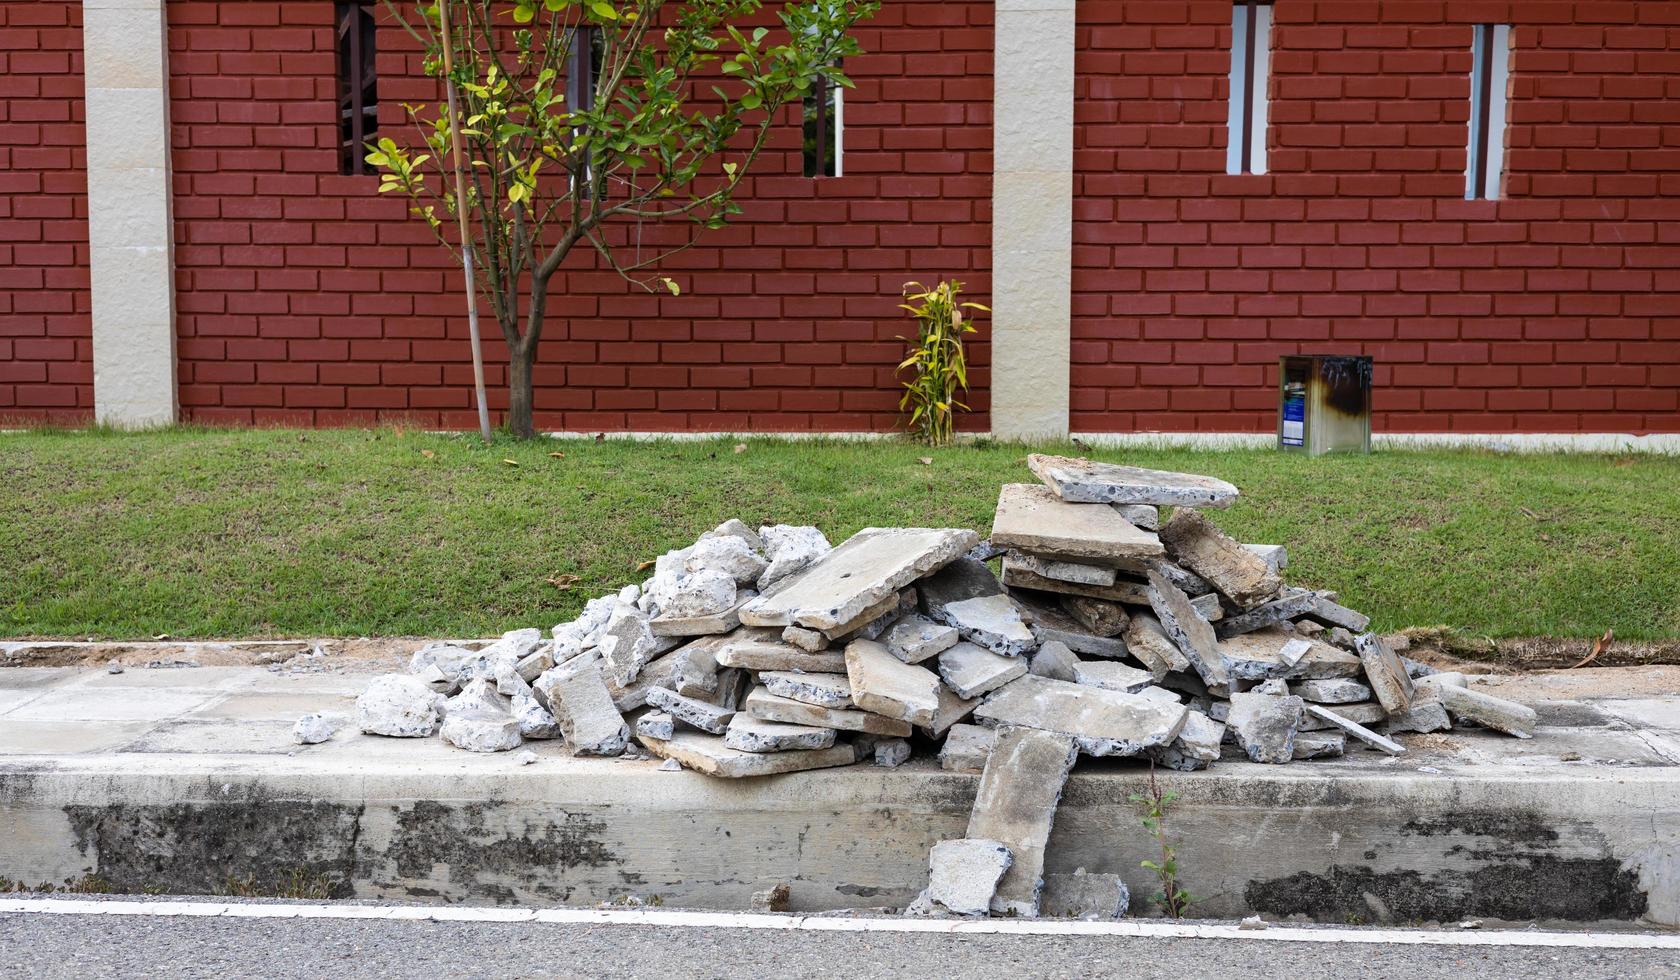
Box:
2, 0, 1677, 434
0, 1, 91, 422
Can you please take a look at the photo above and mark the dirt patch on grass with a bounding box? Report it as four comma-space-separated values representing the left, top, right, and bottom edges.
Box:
0, 637, 448, 672
1403, 627, 1680, 671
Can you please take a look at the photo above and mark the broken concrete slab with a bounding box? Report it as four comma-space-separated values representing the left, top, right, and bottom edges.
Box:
918, 557, 1005, 622
1069, 660, 1154, 695
1213, 588, 1321, 639
1218, 628, 1363, 682
542, 666, 632, 757
1297, 700, 1387, 729
440, 681, 523, 754
511, 693, 562, 740
1007, 552, 1118, 587
1303, 703, 1406, 754
743, 686, 912, 737
937, 642, 1029, 700
1015, 594, 1131, 659
967, 726, 1079, 917
645, 686, 735, 735
759, 670, 853, 710
1146, 709, 1224, 771
756, 524, 831, 591
1291, 731, 1346, 760
1159, 509, 1282, 608
1245, 543, 1287, 575
1227, 692, 1304, 764
1354, 633, 1415, 716
716, 631, 847, 673
740, 527, 978, 631
685, 535, 767, 586
844, 639, 941, 727
1028, 641, 1079, 683
635, 711, 675, 742
939, 723, 996, 772
1291, 678, 1374, 704
604, 647, 684, 713
1061, 596, 1130, 638
1114, 503, 1159, 531
874, 738, 912, 768
938, 594, 1037, 657
1145, 570, 1228, 687
1027, 454, 1239, 509
599, 604, 665, 687
722, 713, 837, 753
1000, 561, 1152, 605
356, 674, 445, 738
638, 731, 861, 778
973, 675, 1188, 757
1122, 612, 1190, 677
882, 614, 959, 665
923, 683, 981, 738
673, 634, 730, 698
924, 839, 1014, 917
991, 483, 1164, 563
822, 589, 905, 642
780, 625, 829, 653
1382, 699, 1453, 735
1300, 593, 1371, 632
1440, 685, 1538, 738
650, 596, 745, 638
1041, 869, 1129, 920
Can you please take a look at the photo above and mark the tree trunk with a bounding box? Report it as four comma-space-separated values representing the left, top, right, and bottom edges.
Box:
507, 342, 537, 439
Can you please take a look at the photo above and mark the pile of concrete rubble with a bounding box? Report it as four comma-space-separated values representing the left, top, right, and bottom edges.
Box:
340, 453, 1538, 918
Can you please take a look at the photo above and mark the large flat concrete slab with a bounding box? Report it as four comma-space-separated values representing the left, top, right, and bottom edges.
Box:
1, 666, 1677, 928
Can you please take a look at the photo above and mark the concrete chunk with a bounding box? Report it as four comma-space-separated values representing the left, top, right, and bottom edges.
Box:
938, 594, 1037, 657
1355, 633, 1415, 716
1291, 678, 1373, 704
599, 605, 664, 686
974, 675, 1188, 757
967, 726, 1079, 917
1123, 612, 1190, 676
635, 711, 675, 741
1069, 660, 1155, 695
356, 674, 445, 738
740, 527, 978, 631
604, 648, 684, 713
1301, 593, 1371, 632
1440, 685, 1537, 738
917, 557, 1004, 622
1214, 588, 1321, 639
1027, 454, 1239, 509
716, 630, 847, 673
923, 683, 981, 738
1219, 627, 1363, 681
1382, 699, 1453, 735
1015, 594, 1131, 659
1146, 570, 1228, 687
1297, 701, 1387, 729
1292, 731, 1346, 760
1028, 640, 1080, 683
543, 666, 631, 757
1227, 691, 1304, 764
1041, 869, 1129, 920
743, 686, 912, 737
1000, 560, 1152, 604
1061, 595, 1131, 638
882, 614, 960, 664
1007, 552, 1118, 587
645, 686, 735, 735
756, 524, 831, 590
1114, 503, 1159, 530
780, 625, 829, 653
1159, 509, 1282, 608
844, 639, 942, 726
650, 596, 744, 638
939, 723, 997, 772
1147, 709, 1224, 771
924, 839, 1014, 917
991, 483, 1164, 563
760, 670, 853, 709
638, 731, 862, 778
937, 642, 1029, 700
722, 713, 837, 753
1304, 703, 1406, 754
874, 738, 912, 768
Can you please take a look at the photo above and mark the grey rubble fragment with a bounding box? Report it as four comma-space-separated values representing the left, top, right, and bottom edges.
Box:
781, 625, 829, 653
1245, 543, 1288, 574
923, 683, 981, 738
599, 604, 663, 686
918, 557, 1005, 621
1226, 692, 1304, 764
1301, 593, 1371, 632
441, 678, 523, 753
604, 647, 684, 713
1291, 678, 1373, 704
939, 724, 997, 772
1354, 633, 1415, 715
1147, 709, 1224, 771
512, 694, 563, 739
1027, 453, 1239, 509
939, 594, 1037, 657
658, 567, 739, 621
674, 634, 730, 697
1439, 685, 1537, 738
874, 738, 912, 767
744, 687, 912, 737
1028, 640, 1080, 682
937, 642, 1029, 700
1254, 678, 1291, 697
1008, 552, 1118, 587
822, 589, 904, 642
357, 674, 446, 738
702, 517, 763, 552
723, 713, 836, 753
974, 675, 1188, 757
1114, 503, 1159, 531
1213, 588, 1320, 638
1159, 508, 1282, 608
1413, 672, 1468, 697
544, 666, 631, 756
715, 636, 847, 673
1278, 637, 1313, 668
1016, 594, 1130, 659
1146, 569, 1229, 687
1297, 701, 1387, 728
1069, 660, 1154, 695
965, 538, 1006, 562
756, 524, 831, 590
645, 686, 735, 735
685, 535, 767, 586
292, 713, 337, 745
1061, 595, 1131, 638
701, 666, 749, 711
845, 639, 942, 726
751, 883, 791, 913
1000, 561, 1152, 605
1041, 870, 1129, 920
1123, 612, 1190, 676
991, 483, 1164, 563
1292, 731, 1347, 760
650, 596, 744, 638
1191, 592, 1224, 623
967, 726, 1080, 917
740, 526, 978, 631
883, 614, 960, 664
1218, 627, 1363, 681
925, 839, 1014, 917
516, 647, 555, 683
1303, 703, 1406, 754
638, 731, 862, 778
636, 711, 675, 741
1382, 699, 1452, 735
760, 670, 853, 709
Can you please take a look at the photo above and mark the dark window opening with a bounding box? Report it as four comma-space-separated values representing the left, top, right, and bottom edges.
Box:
568, 26, 606, 198
802, 70, 842, 178
335, 1, 379, 176
1467, 24, 1510, 200
1226, 1, 1272, 175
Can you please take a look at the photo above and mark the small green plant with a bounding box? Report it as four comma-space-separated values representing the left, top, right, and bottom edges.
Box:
1130, 764, 1193, 918
896, 280, 986, 447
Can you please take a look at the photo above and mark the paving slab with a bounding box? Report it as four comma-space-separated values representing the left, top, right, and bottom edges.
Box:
638, 731, 861, 778
1026, 454, 1239, 508
999, 561, 1152, 605
991, 484, 1163, 563
973, 675, 1188, 757
740, 527, 977, 631
967, 726, 1079, 917
742, 686, 911, 737
843, 640, 941, 727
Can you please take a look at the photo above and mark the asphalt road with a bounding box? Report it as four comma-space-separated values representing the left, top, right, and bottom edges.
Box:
2, 907, 1675, 980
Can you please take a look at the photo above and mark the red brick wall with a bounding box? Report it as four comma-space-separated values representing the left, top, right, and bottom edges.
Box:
1072, 0, 1680, 434
0, 1, 91, 423
167, 1, 994, 430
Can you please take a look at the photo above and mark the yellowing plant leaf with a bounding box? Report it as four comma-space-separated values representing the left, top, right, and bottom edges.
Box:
501, 458, 520, 467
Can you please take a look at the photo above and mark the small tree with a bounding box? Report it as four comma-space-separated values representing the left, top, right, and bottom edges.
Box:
373, 0, 878, 437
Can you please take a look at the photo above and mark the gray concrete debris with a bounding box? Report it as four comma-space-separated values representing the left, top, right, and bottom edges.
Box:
543, 666, 632, 756
603, 647, 685, 713
918, 556, 1006, 621
638, 730, 863, 778
823, 589, 905, 642
291, 713, 337, 745
1008, 552, 1118, 587
756, 524, 831, 590
657, 758, 682, 771
512, 693, 563, 739
1226, 692, 1304, 764
1070, 660, 1155, 695
1354, 632, 1416, 716
659, 568, 740, 621
939, 723, 996, 772
1219, 627, 1362, 681
1028, 640, 1080, 683
1041, 869, 1129, 920
1383, 698, 1453, 735
636, 711, 675, 742
741, 527, 978, 631
715, 636, 847, 674
646, 685, 735, 735
1440, 685, 1538, 738
923, 683, 981, 738
743, 686, 912, 737
883, 614, 960, 664
356, 674, 446, 738
515, 749, 539, 766
965, 538, 1006, 562
874, 738, 912, 767
1147, 709, 1224, 771
1015, 594, 1131, 659
1213, 587, 1321, 639
702, 518, 763, 552
723, 713, 836, 753
1114, 503, 1159, 530
685, 535, 767, 586
924, 839, 1014, 916
937, 642, 1029, 700
1297, 700, 1387, 729
780, 624, 829, 652
600, 604, 663, 686
999, 560, 1153, 605
441, 678, 523, 754
759, 670, 853, 709
991, 483, 1164, 563
1278, 636, 1313, 667
1061, 595, 1131, 638
516, 647, 555, 683
967, 726, 1080, 917
674, 634, 729, 697
1123, 612, 1190, 677
1304, 703, 1406, 755
1301, 593, 1371, 632
751, 882, 791, 913
1027, 454, 1239, 509
1146, 569, 1229, 687
1413, 672, 1469, 698
1159, 508, 1282, 609
1292, 731, 1347, 760
845, 639, 942, 726
1254, 678, 1291, 696
939, 594, 1037, 657
650, 594, 745, 638
974, 675, 1188, 757
1246, 543, 1288, 574
1291, 678, 1374, 704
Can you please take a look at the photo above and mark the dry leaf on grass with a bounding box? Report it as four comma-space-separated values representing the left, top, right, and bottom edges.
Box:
549, 452, 566, 459
1569, 628, 1612, 669
501, 458, 520, 467
918, 457, 933, 465
635, 559, 657, 572
420, 450, 436, 459
546, 574, 582, 591
733, 443, 748, 454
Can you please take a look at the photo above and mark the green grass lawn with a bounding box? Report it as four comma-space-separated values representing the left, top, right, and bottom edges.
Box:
3, 427, 1677, 642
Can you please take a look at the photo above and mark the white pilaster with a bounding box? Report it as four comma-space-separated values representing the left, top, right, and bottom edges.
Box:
989, 0, 1074, 440
83, 0, 176, 427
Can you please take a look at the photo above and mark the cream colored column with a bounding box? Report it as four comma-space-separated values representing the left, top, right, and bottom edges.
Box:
989, 0, 1073, 440
83, 0, 177, 427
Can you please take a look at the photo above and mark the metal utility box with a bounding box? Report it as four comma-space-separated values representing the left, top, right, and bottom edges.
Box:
1278, 355, 1372, 455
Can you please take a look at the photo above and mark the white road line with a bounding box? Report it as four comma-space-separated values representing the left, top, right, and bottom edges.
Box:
3, 898, 1678, 949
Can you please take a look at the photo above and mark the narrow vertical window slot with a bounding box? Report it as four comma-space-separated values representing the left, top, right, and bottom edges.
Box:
1467, 24, 1511, 200
803, 69, 843, 178
568, 26, 605, 197
1226, 1, 1271, 176
336, 1, 379, 175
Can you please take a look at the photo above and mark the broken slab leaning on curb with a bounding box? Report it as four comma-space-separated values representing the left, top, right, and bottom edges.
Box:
967, 725, 1080, 917
920, 839, 1014, 917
